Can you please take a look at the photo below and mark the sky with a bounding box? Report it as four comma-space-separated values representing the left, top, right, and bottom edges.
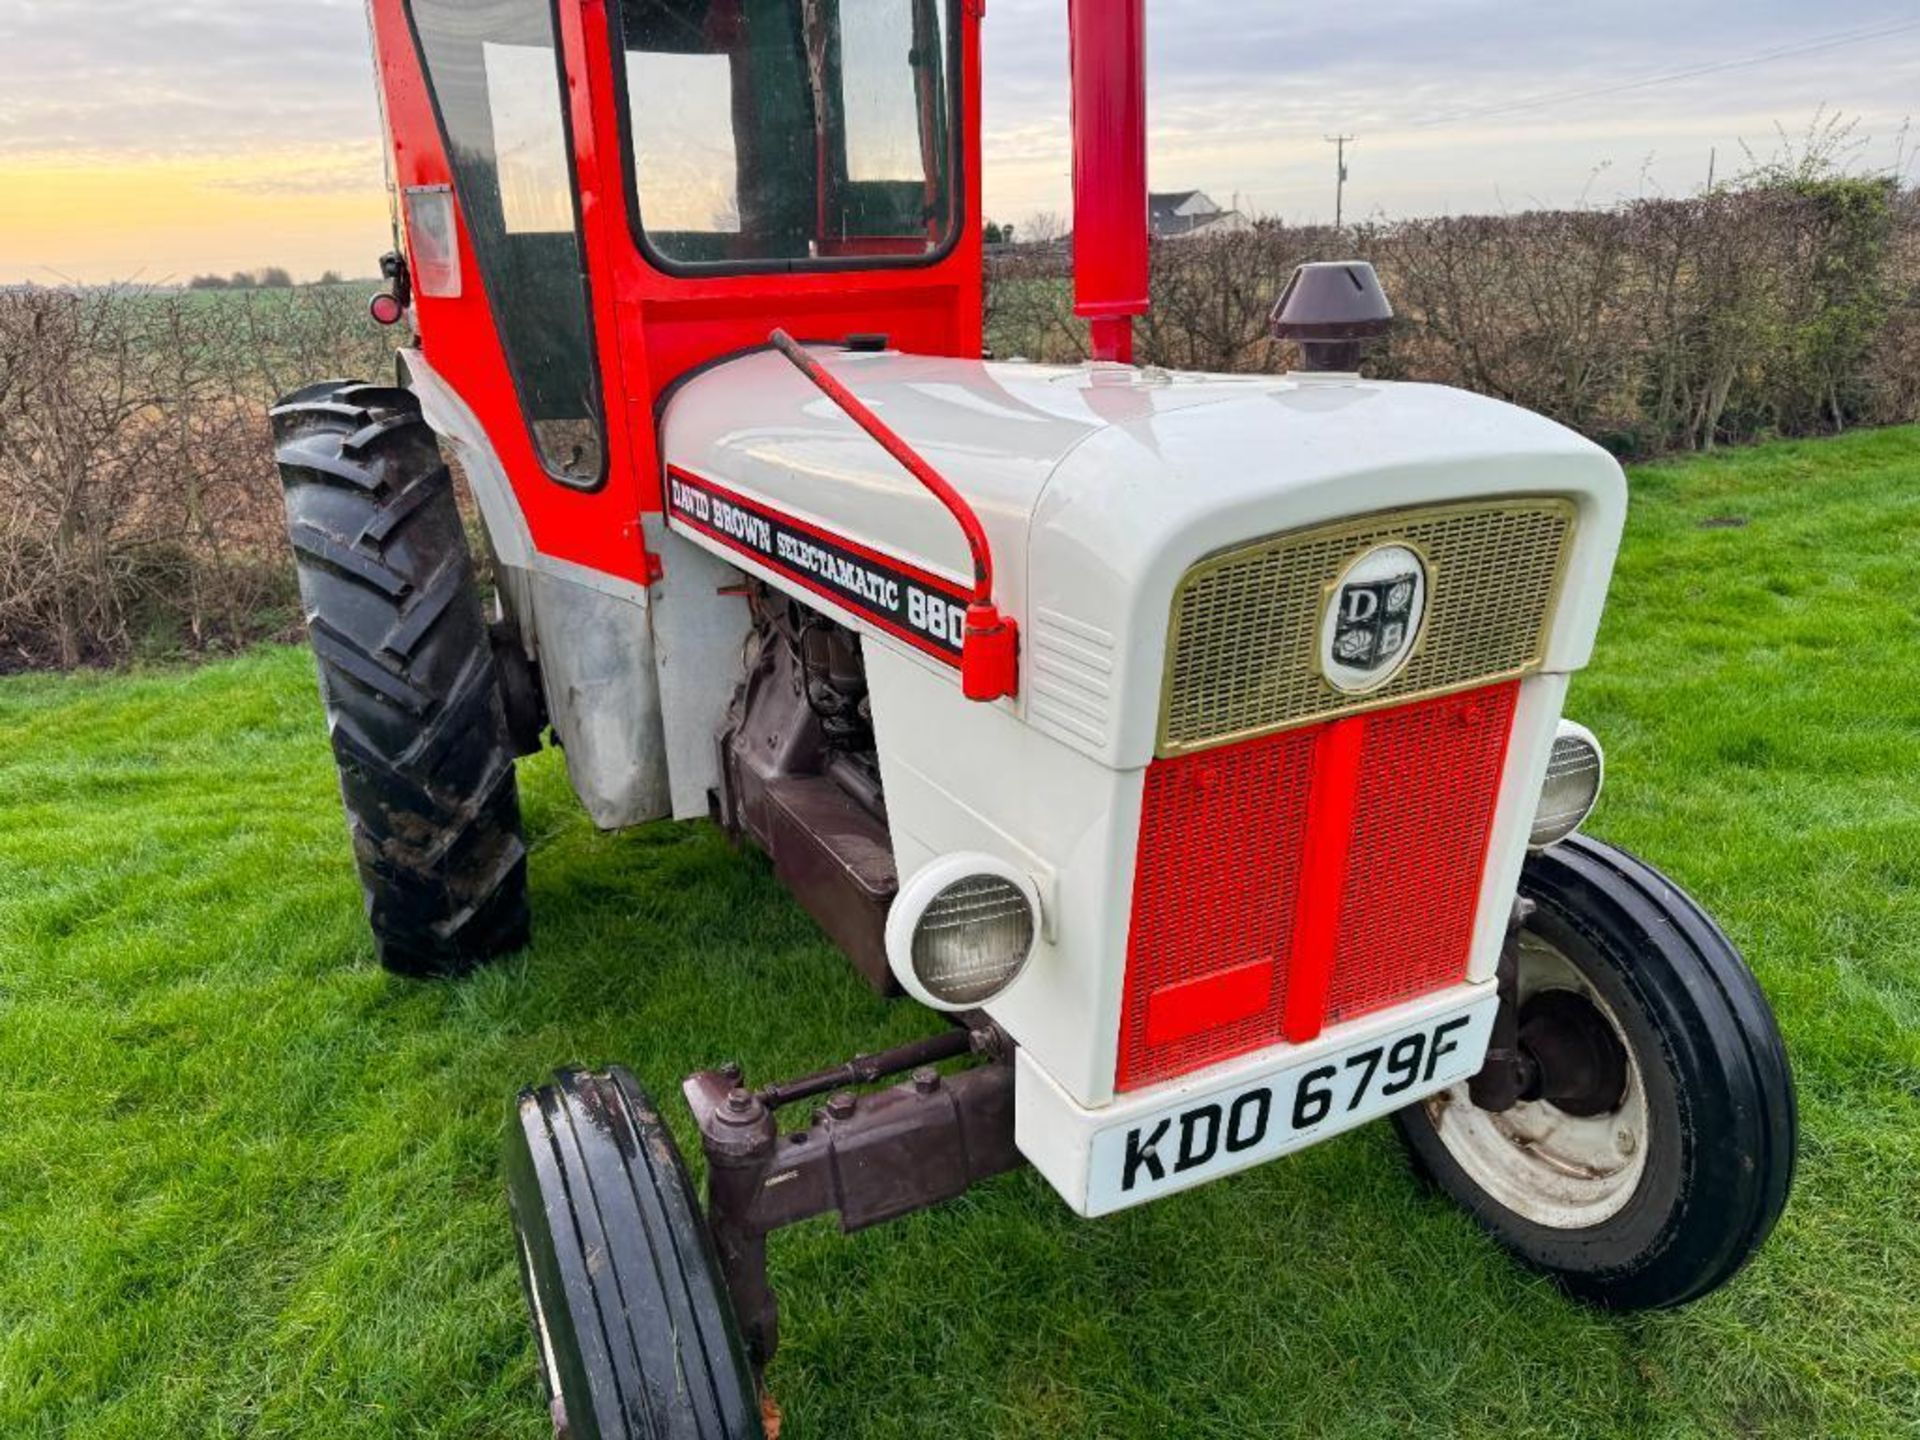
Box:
0, 0, 1915, 284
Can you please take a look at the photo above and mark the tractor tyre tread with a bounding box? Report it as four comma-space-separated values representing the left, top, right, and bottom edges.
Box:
507, 1068, 764, 1440
1393, 833, 1795, 1311
274, 379, 528, 978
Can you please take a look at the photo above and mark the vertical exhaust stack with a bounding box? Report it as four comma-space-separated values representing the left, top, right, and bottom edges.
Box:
1069, 0, 1149, 364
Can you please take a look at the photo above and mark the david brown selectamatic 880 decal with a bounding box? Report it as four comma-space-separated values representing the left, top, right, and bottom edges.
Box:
667, 465, 974, 664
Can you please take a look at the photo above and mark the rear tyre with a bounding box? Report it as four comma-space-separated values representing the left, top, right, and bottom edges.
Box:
1393, 834, 1796, 1310
272, 380, 529, 977
506, 1068, 764, 1440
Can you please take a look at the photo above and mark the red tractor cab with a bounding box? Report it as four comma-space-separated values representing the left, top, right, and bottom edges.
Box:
373, 0, 991, 569
270, 2, 1796, 1434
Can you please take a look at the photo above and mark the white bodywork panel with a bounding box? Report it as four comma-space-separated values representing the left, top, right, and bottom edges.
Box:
663, 352, 1624, 763
641, 516, 751, 821
864, 640, 1145, 1100
661, 350, 1625, 1118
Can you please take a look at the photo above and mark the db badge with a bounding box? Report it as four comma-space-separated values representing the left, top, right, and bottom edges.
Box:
1321, 543, 1427, 693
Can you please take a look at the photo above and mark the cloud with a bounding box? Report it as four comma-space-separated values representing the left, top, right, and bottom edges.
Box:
0, 0, 381, 155
1, 0, 1914, 279
0, 149, 390, 285
980, 0, 1919, 222
202, 148, 386, 198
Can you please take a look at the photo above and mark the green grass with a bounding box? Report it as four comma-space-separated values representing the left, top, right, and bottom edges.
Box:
4, 428, 1919, 1439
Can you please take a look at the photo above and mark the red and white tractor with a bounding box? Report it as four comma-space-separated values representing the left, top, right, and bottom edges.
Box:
277, 1, 1796, 1433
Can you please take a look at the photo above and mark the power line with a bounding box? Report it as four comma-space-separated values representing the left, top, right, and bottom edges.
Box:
1411, 17, 1920, 129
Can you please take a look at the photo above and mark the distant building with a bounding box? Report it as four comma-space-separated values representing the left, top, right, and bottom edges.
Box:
1148, 190, 1252, 240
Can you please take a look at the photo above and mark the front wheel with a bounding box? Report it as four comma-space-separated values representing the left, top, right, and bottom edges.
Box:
506, 1069, 764, 1440
1393, 834, 1796, 1310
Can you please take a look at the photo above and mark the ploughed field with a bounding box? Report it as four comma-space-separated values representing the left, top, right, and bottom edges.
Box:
2, 427, 1916, 1439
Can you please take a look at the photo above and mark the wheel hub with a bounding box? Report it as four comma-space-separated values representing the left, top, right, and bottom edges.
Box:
1518, 988, 1629, 1117
1425, 932, 1650, 1229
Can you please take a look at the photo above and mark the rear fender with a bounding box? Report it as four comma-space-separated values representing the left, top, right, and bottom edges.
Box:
402, 350, 674, 829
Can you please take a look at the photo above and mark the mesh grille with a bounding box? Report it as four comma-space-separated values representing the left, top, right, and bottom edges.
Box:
1325, 685, 1517, 1024
1117, 727, 1316, 1090
1118, 683, 1518, 1092
1161, 499, 1573, 754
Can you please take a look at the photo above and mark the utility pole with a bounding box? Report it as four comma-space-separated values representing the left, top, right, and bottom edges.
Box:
1325, 134, 1354, 230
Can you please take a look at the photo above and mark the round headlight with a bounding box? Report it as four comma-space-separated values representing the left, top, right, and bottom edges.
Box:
1530, 720, 1604, 849
886, 855, 1039, 1010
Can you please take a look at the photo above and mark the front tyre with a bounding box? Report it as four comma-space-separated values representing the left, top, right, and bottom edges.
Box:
1393, 835, 1796, 1310
273, 381, 529, 977
506, 1069, 764, 1440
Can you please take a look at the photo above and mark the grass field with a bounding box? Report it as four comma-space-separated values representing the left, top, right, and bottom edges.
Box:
3, 427, 1918, 1438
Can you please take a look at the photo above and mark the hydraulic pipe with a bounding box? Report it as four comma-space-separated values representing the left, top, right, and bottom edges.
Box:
1068, 0, 1149, 364
767, 330, 1020, 702
753, 1027, 978, 1111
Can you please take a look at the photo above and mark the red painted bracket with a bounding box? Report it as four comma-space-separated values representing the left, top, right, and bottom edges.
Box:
767, 330, 1019, 702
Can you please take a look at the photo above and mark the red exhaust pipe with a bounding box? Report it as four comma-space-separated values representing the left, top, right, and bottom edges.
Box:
1069, 0, 1149, 364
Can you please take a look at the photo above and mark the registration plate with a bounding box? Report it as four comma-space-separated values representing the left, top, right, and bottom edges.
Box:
1084, 997, 1498, 1214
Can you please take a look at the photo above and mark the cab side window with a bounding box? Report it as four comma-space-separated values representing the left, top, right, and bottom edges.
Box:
408, 0, 604, 485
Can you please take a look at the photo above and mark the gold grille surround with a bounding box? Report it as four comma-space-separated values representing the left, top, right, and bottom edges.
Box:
1159, 498, 1576, 756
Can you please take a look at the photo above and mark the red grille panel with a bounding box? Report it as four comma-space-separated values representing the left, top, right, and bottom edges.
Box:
1327, 686, 1517, 1024
1117, 726, 1315, 1090
1117, 683, 1519, 1092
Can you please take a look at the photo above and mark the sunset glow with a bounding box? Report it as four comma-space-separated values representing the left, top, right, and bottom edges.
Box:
0, 149, 391, 285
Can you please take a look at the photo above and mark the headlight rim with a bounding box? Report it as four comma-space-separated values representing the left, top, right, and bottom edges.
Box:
885, 852, 1041, 1012
1530, 719, 1605, 850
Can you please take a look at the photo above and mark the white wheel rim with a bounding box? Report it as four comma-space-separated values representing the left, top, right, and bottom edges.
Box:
1423, 931, 1649, 1229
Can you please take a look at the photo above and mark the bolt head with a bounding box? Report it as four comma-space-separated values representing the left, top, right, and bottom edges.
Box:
912, 1067, 941, 1095
725, 1087, 755, 1115
827, 1090, 857, 1119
